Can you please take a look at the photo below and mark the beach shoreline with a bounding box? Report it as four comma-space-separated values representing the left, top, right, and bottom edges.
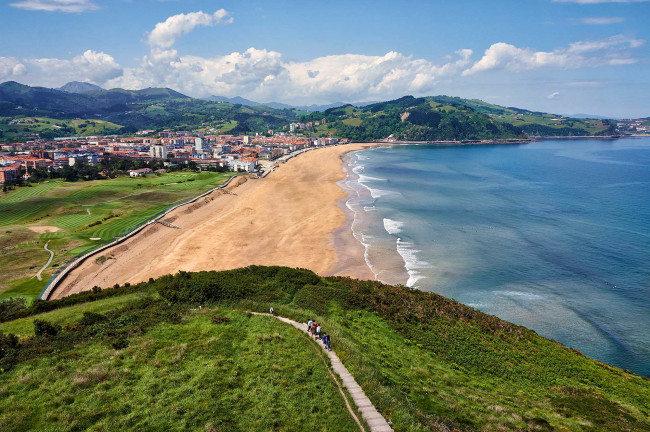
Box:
50, 143, 380, 300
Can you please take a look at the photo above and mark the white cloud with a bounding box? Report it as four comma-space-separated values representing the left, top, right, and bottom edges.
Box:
25, 50, 122, 86
147, 9, 233, 49
10, 0, 98, 12
548, 91, 561, 99
0, 57, 27, 80
581, 16, 624, 24
105, 48, 474, 104
463, 35, 643, 75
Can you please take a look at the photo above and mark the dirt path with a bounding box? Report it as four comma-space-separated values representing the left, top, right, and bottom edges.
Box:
253, 312, 393, 432
35, 241, 54, 281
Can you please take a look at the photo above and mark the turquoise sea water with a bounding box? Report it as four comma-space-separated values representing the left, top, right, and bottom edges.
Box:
343, 138, 650, 377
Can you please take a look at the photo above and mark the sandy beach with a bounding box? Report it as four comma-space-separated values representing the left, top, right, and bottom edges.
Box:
50, 144, 377, 299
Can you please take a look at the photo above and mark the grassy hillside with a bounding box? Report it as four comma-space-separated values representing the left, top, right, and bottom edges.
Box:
0, 82, 301, 141
0, 116, 122, 141
302, 96, 616, 140
0, 171, 233, 302
1, 267, 648, 431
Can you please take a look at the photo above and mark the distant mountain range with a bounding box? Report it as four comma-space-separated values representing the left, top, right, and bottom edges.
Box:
205, 95, 376, 112
0, 81, 618, 143
58, 81, 104, 94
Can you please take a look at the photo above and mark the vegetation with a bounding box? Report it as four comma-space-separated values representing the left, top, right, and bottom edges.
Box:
300, 96, 616, 140
1, 266, 648, 431
0, 81, 300, 142
0, 171, 233, 302
0, 83, 618, 143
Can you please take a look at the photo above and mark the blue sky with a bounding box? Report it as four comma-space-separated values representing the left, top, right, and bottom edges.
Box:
1, 0, 649, 117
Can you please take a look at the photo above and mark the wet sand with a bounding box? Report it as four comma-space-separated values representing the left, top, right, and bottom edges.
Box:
50, 144, 376, 299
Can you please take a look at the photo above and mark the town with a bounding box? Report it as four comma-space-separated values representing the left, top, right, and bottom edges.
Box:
0, 129, 343, 186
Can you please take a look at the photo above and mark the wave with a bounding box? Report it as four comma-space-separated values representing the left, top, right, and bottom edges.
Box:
383, 218, 405, 236
396, 238, 433, 288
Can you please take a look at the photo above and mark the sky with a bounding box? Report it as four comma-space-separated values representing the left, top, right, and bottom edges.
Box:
0, 0, 649, 118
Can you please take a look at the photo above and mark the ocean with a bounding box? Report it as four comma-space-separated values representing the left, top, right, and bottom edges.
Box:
341, 137, 650, 377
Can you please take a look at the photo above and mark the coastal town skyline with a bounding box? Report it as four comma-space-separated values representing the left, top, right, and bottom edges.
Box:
1, 0, 649, 118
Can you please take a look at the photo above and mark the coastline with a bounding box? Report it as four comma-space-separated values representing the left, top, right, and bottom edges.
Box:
50, 143, 380, 299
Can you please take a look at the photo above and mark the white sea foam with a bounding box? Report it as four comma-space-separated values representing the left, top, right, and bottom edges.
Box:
495, 290, 543, 301
383, 218, 405, 236
363, 205, 377, 212
396, 238, 433, 288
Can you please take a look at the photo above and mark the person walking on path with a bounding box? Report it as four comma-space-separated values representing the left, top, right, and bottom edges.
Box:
269, 306, 274, 316
308, 319, 314, 334
316, 324, 322, 340
322, 334, 331, 351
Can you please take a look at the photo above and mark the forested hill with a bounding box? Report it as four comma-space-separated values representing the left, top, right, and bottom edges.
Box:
301, 96, 617, 141
0, 82, 617, 142
0, 81, 300, 141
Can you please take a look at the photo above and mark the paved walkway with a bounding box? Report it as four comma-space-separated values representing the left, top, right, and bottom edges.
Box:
253, 312, 393, 432
35, 241, 54, 281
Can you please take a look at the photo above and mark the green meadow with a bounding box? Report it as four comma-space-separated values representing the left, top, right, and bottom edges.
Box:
0, 171, 232, 303
0, 267, 648, 431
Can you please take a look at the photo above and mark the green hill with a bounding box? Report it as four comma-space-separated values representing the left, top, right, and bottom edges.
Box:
1, 267, 648, 431
302, 96, 616, 140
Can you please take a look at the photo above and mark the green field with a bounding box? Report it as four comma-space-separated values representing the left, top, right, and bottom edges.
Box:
0, 307, 359, 431
0, 117, 123, 142
0, 267, 648, 431
0, 171, 233, 302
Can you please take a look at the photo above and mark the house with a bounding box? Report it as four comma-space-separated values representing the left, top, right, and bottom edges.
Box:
129, 168, 153, 177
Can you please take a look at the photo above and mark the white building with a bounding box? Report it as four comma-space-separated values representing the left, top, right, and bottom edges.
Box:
149, 144, 169, 159
195, 138, 206, 154
243, 135, 252, 144
229, 159, 257, 172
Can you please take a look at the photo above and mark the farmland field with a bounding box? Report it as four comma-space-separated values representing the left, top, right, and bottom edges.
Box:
0, 171, 233, 303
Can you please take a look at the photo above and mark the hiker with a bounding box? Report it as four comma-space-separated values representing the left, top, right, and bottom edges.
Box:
308, 319, 314, 333
269, 306, 274, 316
316, 324, 322, 339
323, 334, 331, 351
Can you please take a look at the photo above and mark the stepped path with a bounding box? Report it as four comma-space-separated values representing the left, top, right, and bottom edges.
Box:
253, 312, 393, 432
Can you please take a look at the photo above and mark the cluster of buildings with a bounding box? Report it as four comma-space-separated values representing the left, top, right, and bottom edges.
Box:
617, 119, 650, 134
0, 131, 342, 184
288, 119, 327, 133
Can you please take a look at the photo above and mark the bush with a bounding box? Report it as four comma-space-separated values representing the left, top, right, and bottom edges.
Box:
0, 298, 27, 320
111, 338, 129, 350
211, 316, 230, 324
80, 312, 108, 326
33, 319, 60, 337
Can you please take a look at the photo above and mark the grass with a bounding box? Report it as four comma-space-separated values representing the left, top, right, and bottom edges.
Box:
0, 117, 122, 142
0, 308, 360, 431
0, 293, 145, 337
1, 266, 649, 431
0, 172, 233, 301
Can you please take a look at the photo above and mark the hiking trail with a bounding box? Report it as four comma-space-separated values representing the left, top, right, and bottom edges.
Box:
253, 312, 393, 432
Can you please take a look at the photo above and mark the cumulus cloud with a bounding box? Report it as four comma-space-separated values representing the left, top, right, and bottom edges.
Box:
147, 9, 233, 49
581, 16, 624, 24
0, 57, 27, 80
25, 50, 122, 86
105, 48, 475, 104
548, 91, 561, 99
462, 35, 643, 75
10, 0, 98, 12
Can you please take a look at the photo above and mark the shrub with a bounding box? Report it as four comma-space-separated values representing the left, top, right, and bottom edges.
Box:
0, 298, 27, 320
79, 312, 108, 326
211, 316, 230, 324
111, 338, 129, 350
33, 319, 60, 337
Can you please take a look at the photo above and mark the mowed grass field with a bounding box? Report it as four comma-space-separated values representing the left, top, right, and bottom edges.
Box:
0, 306, 360, 432
0, 171, 233, 302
